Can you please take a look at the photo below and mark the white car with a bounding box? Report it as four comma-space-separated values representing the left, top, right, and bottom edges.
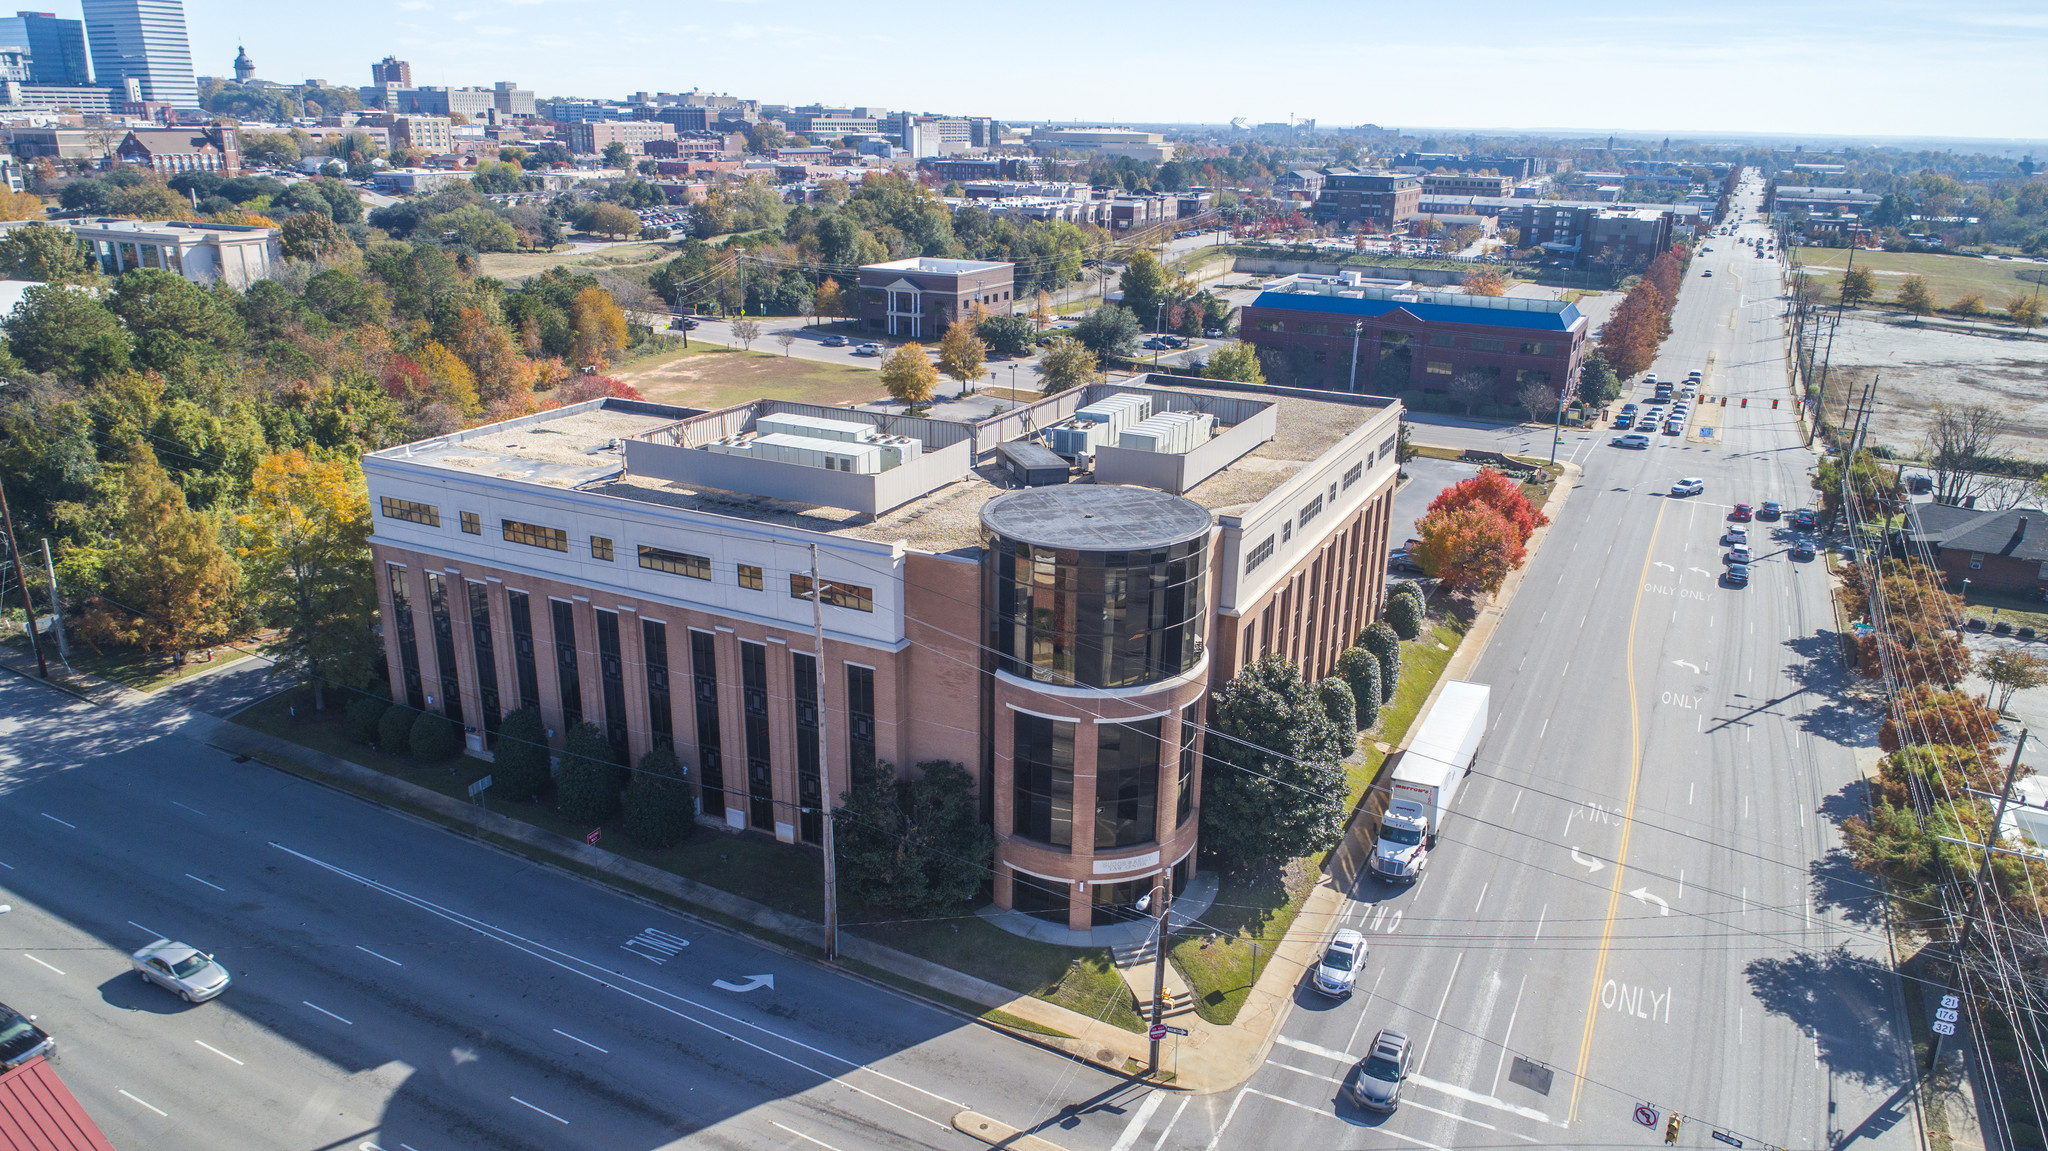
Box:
1612, 433, 1652, 449
1312, 929, 1368, 997
1723, 527, 1749, 545
1671, 478, 1705, 496
131, 940, 231, 1003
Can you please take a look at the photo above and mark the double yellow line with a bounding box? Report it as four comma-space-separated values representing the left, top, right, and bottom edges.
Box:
1567, 499, 1665, 1121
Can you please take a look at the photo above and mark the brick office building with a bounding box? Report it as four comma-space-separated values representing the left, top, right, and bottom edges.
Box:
1905, 504, 2048, 594
362, 377, 1401, 932
1238, 281, 1587, 401
1312, 170, 1421, 228
857, 256, 1015, 339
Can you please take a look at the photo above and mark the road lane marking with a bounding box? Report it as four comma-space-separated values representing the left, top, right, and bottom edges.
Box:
1270, 1038, 1557, 1126
1151, 1097, 1189, 1151
1350, 970, 1388, 1049
1491, 973, 1529, 1097
185, 873, 226, 892
118, 1089, 166, 1116
1270, 1061, 1508, 1134
1203, 1086, 1249, 1151
552, 1027, 609, 1053
40, 813, 74, 828
128, 921, 163, 938
356, 945, 404, 966
0, 859, 14, 869
25, 954, 64, 975
510, 1096, 569, 1124
1511, 789, 1522, 815
1418, 953, 1464, 1070
303, 1000, 354, 1025
170, 801, 206, 815
1569, 496, 1664, 1122
194, 1039, 244, 1065
772, 1121, 848, 1151
1473, 883, 1489, 914
1109, 1090, 1164, 1151
1533, 904, 1546, 942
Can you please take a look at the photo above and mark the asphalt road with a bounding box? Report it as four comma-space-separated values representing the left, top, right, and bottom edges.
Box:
1198, 179, 1920, 1151
0, 673, 1205, 1151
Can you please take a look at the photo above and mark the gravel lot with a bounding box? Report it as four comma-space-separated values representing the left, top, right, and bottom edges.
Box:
1811, 309, 2048, 452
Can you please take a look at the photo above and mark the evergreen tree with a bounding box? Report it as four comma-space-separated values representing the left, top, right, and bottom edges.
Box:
835, 759, 992, 915
410, 709, 462, 761
492, 706, 552, 802
1335, 647, 1383, 731
555, 722, 623, 825
1200, 657, 1353, 869
377, 704, 416, 756
1316, 677, 1357, 737
1359, 622, 1401, 703
622, 748, 696, 848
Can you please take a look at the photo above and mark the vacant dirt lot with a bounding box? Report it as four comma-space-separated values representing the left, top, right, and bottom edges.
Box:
615, 346, 886, 412
1814, 310, 2048, 454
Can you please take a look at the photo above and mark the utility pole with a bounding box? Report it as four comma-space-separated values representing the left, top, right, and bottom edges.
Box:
0, 481, 46, 678
1143, 878, 1173, 1074
40, 538, 65, 661
810, 543, 838, 962
1347, 321, 1363, 392
1931, 730, 2028, 1071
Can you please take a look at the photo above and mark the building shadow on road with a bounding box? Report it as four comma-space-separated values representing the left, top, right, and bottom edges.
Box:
1743, 944, 1914, 1092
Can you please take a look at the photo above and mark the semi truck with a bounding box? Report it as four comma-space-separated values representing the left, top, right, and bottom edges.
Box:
1370, 680, 1490, 882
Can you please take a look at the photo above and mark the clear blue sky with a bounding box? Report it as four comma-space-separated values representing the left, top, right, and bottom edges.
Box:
173, 0, 2046, 141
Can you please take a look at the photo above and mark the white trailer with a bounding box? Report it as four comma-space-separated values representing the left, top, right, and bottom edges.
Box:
1370, 680, 1490, 881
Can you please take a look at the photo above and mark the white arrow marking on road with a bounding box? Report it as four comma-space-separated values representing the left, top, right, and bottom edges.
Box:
1628, 887, 1671, 916
1570, 847, 1604, 873
1673, 660, 1701, 674
1690, 567, 1714, 578
713, 974, 775, 993
1653, 562, 1675, 572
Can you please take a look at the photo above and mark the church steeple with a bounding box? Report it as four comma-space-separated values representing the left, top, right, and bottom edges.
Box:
233, 45, 255, 84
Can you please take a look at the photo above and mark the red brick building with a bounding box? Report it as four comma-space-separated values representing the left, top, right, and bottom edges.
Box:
1905, 503, 2048, 594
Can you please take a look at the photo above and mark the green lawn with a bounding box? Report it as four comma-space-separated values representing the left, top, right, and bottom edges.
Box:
615, 344, 886, 411
2, 635, 256, 692
1347, 609, 1473, 804
1961, 588, 2048, 633
1793, 247, 2046, 313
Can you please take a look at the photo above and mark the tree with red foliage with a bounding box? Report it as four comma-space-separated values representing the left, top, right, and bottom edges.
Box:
1415, 504, 1526, 595
1426, 468, 1549, 545
1598, 285, 1664, 378
552, 374, 645, 405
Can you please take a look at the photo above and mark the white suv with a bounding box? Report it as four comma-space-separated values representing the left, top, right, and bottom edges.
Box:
1671, 478, 1705, 496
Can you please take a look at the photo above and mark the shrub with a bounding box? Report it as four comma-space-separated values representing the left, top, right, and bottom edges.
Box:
1385, 590, 1425, 641
376, 703, 416, 756
344, 694, 389, 744
1316, 676, 1357, 736
1388, 580, 1425, 614
622, 748, 696, 849
555, 722, 623, 826
492, 706, 552, 802
1335, 646, 1382, 730
1359, 622, 1401, 702
409, 709, 463, 762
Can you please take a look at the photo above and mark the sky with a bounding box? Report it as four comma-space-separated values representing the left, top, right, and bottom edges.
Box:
163, 0, 2048, 143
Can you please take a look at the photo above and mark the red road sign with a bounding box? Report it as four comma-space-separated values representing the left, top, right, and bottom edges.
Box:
1635, 1105, 1660, 1128
1148, 1023, 1168, 1042
587, 828, 602, 845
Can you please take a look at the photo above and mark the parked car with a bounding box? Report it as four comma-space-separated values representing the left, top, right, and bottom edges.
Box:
1312, 929, 1368, 997
1142, 337, 1168, 350
1350, 1029, 1413, 1113
1389, 550, 1427, 574
820, 335, 848, 348
1730, 503, 1754, 522
1202, 327, 1225, 338
0, 1002, 53, 1069
131, 940, 231, 1003
1671, 478, 1704, 497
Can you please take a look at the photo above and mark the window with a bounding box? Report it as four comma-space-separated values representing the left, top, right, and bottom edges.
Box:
643, 618, 674, 753
387, 564, 425, 710
507, 591, 540, 710
1343, 461, 1364, 490
424, 573, 463, 725
1177, 705, 1199, 827
460, 511, 481, 535
1380, 434, 1398, 459
1095, 719, 1161, 849
466, 581, 500, 745
596, 609, 627, 761
691, 630, 724, 812
741, 641, 773, 830
1520, 341, 1547, 356
1245, 534, 1276, 574
790, 574, 874, 612
1470, 337, 1504, 352
794, 651, 821, 845
1428, 333, 1456, 348
551, 599, 582, 729
737, 564, 763, 590
1254, 318, 1283, 332
591, 536, 614, 562
1299, 494, 1324, 530
380, 496, 441, 527
640, 545, 711, 580
504, 519, 567, 552
1282, 521, 1292, 543
1012, 711, 1074, 848
1517, 369, 1553, 388
1426, 360, 1454, 376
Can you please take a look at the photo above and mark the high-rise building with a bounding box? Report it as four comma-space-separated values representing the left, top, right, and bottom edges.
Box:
370, 54, 409, 86
81, 0, 195, 107
0, 11, 92, 87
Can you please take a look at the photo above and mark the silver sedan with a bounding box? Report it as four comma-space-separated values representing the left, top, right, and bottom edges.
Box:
132, 939, 232, 1002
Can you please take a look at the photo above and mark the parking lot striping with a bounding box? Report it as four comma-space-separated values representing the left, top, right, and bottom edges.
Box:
194, 1039, 244, 1065
355, 945, 404, 967
1109, 1090, 1165, 1151
772, 1121, 849, 1151
128, 921, 162, 938
303, 1000, 354, 1025
1151, 1096, 1189, 1151
185, 873, 226, 892
170, 801, 206, 815
510, 1096, 570, 1124
270, 842, 966, 1131
118, 1089, 167, 1116
552, 1028, 609, 1054
24, 954, 64, 975
40, 813, 75, 829
1418, 953, 1464, 1070
1490, 973, 1530, 1098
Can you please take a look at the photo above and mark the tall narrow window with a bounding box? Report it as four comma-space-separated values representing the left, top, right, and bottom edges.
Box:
1177, 703, 1199, 827
643, 619, 674, 753
595, 609, 628, 762
466, 581, 501, 746
507, 591, 540, 711
691, 630, 725, 813
741, 641, 773, 830
846, 665, 875, 774
1095, 718, 1161, 849
386, 564, 425, 710
793, 651, 822, 844
1012, 711, 1074, 848
551, 599, 583, 730
425, 573, 463, 725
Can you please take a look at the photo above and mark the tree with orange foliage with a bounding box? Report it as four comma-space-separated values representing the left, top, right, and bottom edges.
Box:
570, 285, 628, 369
1426, 468, 1549, 545
1878, 685, 2002, 763
1461, 267, 1509, 297
414, 340, 480, 416
1597, 285, 1663, 378
1415, 504, 1525, 595
447, 305, 531, 409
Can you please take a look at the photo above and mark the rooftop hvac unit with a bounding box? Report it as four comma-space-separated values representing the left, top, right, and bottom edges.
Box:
1048, 420, 1109, 460
755, 412, 877, 444
1074, 393, 1152, 436
1118, 411, 1215, 454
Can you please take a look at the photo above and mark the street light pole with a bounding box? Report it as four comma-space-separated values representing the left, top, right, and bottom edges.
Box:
1348, 320, 1363, 392
1550, 387, 1569, 465
810, 543, 838, 962
1140, 878, 1173, 1074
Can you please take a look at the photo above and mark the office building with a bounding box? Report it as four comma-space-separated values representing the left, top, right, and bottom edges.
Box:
857, 256, 1014, 339
0, 216, 280, 287
1238, 278, 1587, 401
1765, 185, 1881, 220
1421, 172, 1514, 198
397, 85, 492, 122
389, 114, 451, 154
0, 11, 90, 86
1397, 153, 1545, 180
493, 80, 534, 117
1027, 126, 1172, 162
370, 54, 410, 86
1312, 171, 1422, 228
566, 118, 674, 156
81, 0, 196, 107
116, 124, 237, 174
361, 375, 1402, 930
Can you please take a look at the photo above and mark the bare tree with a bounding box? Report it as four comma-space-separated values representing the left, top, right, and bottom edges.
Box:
774, 329, 797, 357
730, 317, 761, 352
1448, 371, 1492, 417
1924, 403, 2010, 507
1517, 381, 1561, 426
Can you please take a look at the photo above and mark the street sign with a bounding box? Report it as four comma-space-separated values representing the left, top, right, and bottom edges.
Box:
468, 775, 493, 797
1942, 994, 1961, 1009
1932, 1020, 1956, 1036
1713, 1132, 1744, 1147
1635, 1105, 1660, 1129
1162, 1025, 1189, 1036
587, 828, 601, 845
1148, 1023, 1167, 1042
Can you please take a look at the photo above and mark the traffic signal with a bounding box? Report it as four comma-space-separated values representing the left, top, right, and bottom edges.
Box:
1665, 1114, 1683, 1145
